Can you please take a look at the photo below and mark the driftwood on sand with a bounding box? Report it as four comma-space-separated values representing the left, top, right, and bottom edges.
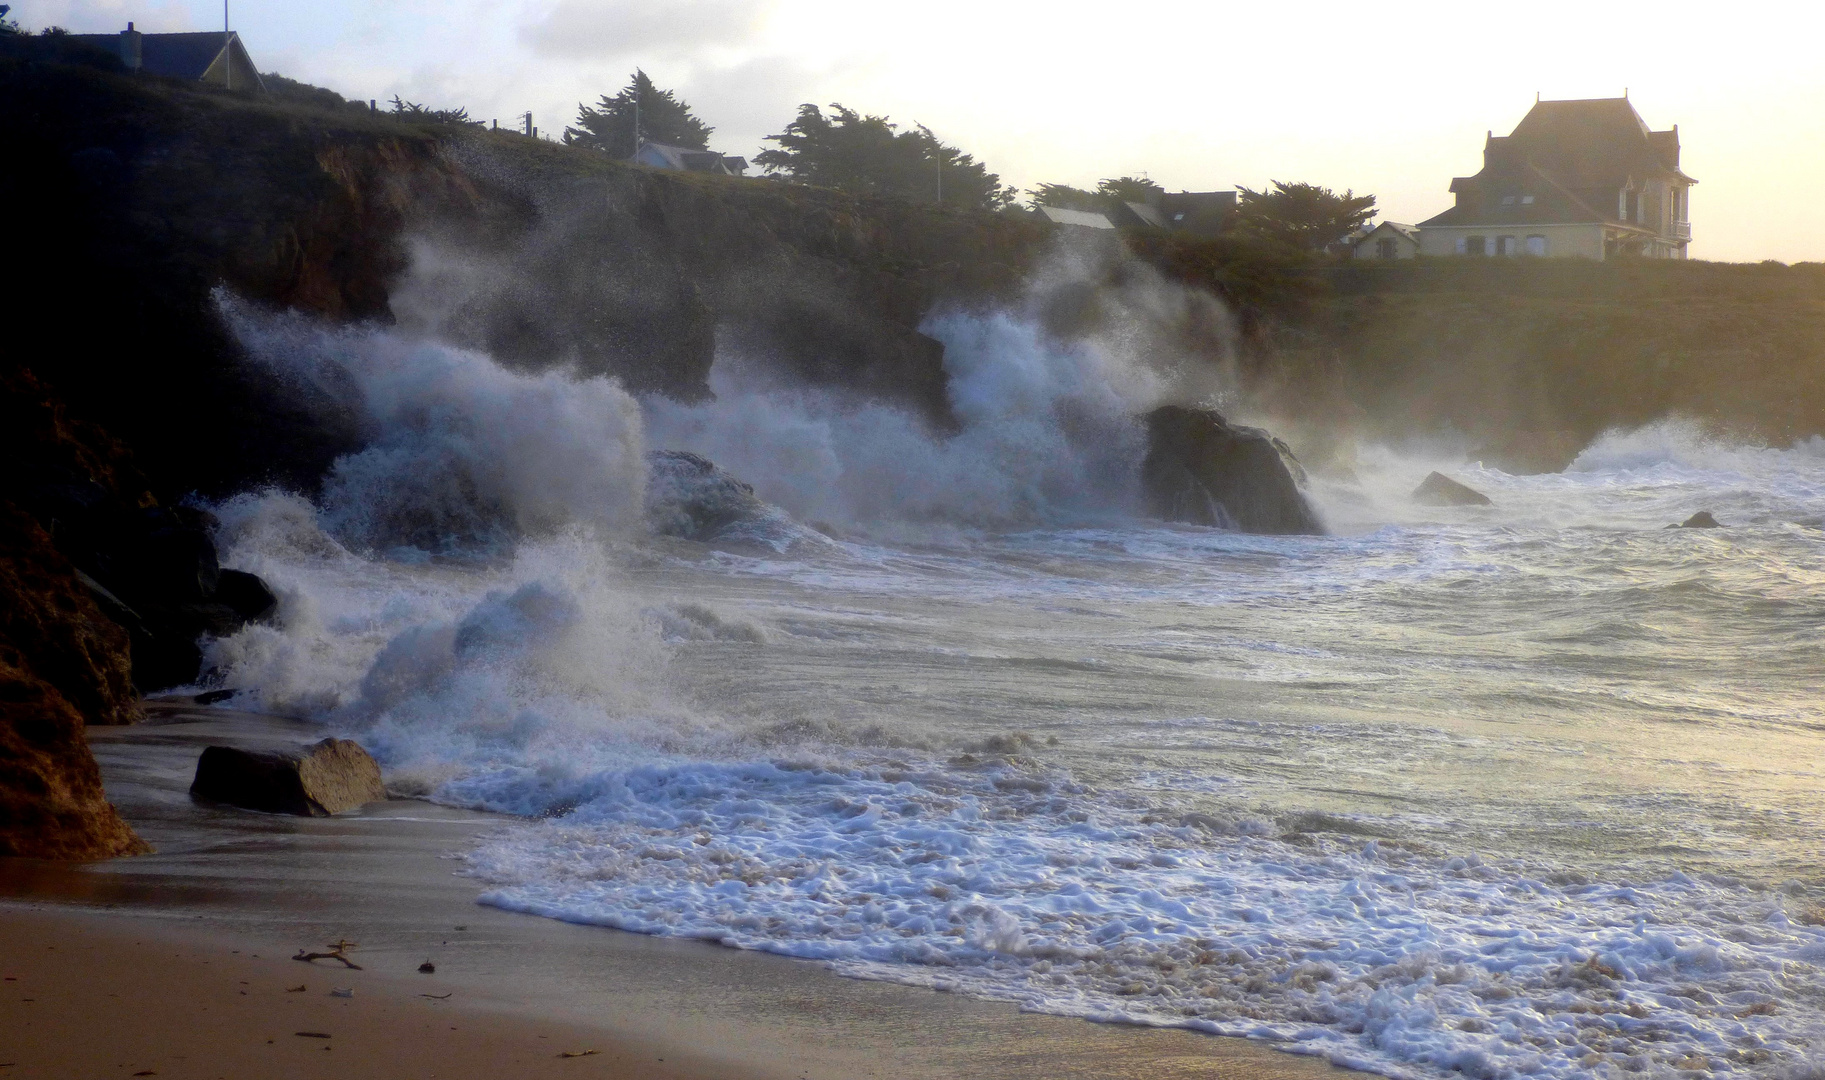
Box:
292, 940, 363, 969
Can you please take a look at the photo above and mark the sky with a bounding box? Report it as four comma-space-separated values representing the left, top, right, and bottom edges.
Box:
23, 0, 1825, 263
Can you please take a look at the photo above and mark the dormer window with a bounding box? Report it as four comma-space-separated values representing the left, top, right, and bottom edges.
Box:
1501, 196, 1516, 205
1521, 195, 1535, 204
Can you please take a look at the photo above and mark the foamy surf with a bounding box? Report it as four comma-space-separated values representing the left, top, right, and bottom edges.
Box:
200, 296, 1825, 1079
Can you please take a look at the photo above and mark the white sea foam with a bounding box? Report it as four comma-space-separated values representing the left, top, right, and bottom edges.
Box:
462, 753, 1825, 1079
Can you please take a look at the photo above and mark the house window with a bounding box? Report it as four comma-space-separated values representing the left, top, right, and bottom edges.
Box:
1501, 195, 1516, 205
1455, 237, 1468, 254
1498, 236, 1517, 256
1526, 235, 1547, 256
1521, 195, 1535, 204
1465, 236, 1487, 256
1376, 238, 1398, 260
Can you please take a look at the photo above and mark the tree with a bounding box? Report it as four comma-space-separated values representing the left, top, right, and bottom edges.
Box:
565, 71, 712, 158
1028, 182, 1102, 212
1096, 176, 1164, 204
1029, 176, 1166, 217
757, 104, 1016, 211
389, 96, 482, 127
1235, 181, 1376, 252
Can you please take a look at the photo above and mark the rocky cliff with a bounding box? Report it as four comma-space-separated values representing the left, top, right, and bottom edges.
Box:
2, 57, 1052, 503
1249, 261, 1825, 470
0, 504, 148, 859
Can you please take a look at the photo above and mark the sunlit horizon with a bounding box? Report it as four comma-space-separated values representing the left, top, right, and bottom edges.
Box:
23, 0, 1825, 262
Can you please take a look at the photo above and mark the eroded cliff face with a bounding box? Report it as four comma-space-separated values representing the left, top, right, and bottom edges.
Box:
0, 505, 148, 859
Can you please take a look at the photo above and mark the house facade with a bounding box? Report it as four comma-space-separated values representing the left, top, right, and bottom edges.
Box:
73, 23, 264, 92
1417, 97, 1694, 260
1352, 221, 1419, 260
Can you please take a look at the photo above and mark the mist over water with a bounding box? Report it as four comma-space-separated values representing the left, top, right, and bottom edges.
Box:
199, 268, 1825, 1078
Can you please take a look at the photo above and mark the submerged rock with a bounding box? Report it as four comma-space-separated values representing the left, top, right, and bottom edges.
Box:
1139, 406, 1324, 534
1671, 511, 1723, 529
190, 738, 387, 817
1412, 471, 1493, 507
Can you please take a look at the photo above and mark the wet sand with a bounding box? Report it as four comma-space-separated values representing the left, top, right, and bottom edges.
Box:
0, 700, 1360, 1079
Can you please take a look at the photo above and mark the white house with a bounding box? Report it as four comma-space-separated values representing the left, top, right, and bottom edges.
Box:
1352, 221, 1419, 260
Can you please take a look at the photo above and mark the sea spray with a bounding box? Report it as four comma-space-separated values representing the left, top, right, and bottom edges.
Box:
225, 297, 649, 553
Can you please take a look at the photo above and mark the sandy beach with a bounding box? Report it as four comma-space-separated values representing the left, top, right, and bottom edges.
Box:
0, 700, 1358, 1080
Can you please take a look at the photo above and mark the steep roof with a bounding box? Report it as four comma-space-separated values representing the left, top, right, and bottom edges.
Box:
1420, 97, 1693, 228
1356, 221, 1418, 244
634, 141, 743, 174
70, 30, 264, 90
1492, 97, 1693, 187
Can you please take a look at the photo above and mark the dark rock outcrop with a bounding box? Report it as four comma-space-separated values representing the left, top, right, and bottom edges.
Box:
2, 369, 279, 692
0, 648, 149, 859
644, 451, 770, 542
190, 738, 387, 816
1412, 471, 1493, 507
1140, 406, 1324, 534
0, 505, 148, 859
1671, 511, 1723, 529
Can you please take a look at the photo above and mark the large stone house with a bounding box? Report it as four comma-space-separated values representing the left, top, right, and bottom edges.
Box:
1418, 97, 1694, 259
73, 23, 264, 92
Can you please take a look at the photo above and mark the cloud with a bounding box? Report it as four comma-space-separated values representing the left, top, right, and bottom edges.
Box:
519, 0, 771, 58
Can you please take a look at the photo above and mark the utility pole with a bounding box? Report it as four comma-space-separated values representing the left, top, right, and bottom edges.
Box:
632, 98, 642, 157
935, 151, 943, 206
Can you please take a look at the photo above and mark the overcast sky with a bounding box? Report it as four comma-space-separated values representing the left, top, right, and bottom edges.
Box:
24, 0, 1825, 262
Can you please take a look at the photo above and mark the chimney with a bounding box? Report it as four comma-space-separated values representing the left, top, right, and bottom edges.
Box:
120, 21, 143, 71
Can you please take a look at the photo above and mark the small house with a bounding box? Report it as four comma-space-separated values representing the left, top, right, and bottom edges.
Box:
1417, 96, 1694, 259
1158, 190, 1237, 235
72, 23, 264, 92
634, 141, 748, 176
1352, 221, 1419, 260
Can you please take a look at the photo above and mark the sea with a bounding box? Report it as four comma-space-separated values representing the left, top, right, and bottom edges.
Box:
198, 290, 1825, 1079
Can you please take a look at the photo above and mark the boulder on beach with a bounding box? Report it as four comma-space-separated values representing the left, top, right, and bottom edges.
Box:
190, 738, 387, 816
1670, 511, 1723, 529
1412, 471, 1493, 507
1139, 406, 1324, 535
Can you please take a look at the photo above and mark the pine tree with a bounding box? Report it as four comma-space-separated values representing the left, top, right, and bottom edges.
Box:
564, 71, 712, 157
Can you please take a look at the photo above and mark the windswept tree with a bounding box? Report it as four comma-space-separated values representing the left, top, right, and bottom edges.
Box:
566, 70, 712, 157
757, 104, 1016, 211
1236, 181, 1376, 252
389, 96, 482, 127
1028, 182, 1102, 212
1096, 176, 1164, 204
1029, 176, 1166, 215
